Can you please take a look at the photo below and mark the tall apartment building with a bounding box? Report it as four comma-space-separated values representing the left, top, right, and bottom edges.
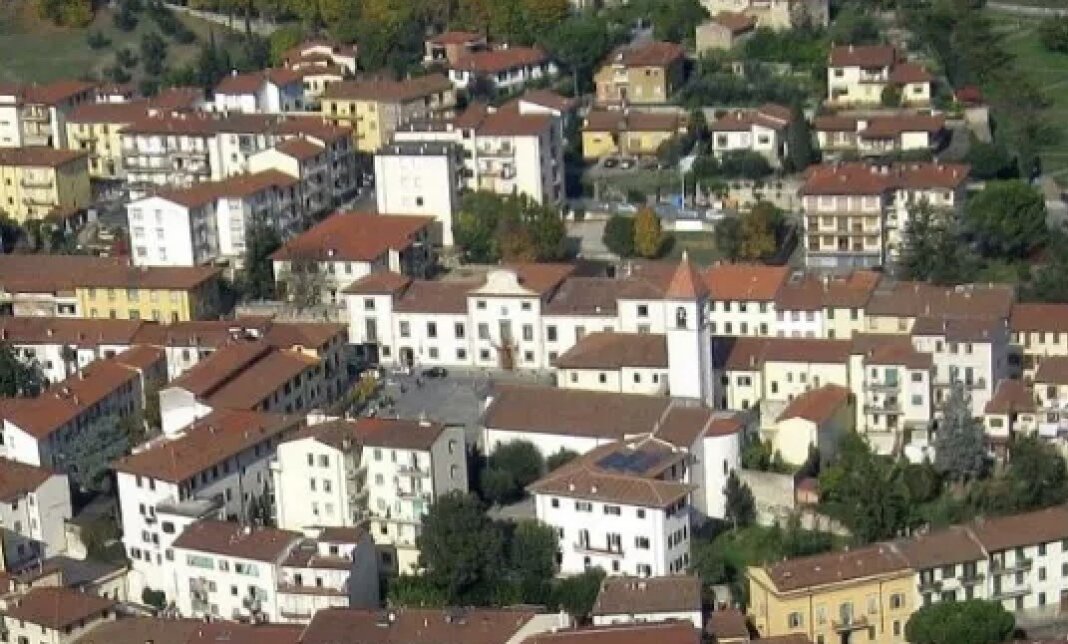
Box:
374, 141, 463, 247
319, 74, 456, 152
0, 80, 96, 148
800, 162, 968, 270
0, 458, 71, 570
0, 147, 90, 222
271, 417, 468, 573
67, 101, 154, 179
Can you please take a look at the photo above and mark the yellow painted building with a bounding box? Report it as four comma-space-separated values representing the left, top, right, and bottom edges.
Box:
320, 74, 456, 153
748, 545, 915, 644
0, 147, 90, 223
594, 41, 687, 106
582, 110, 686, 160
66, 102, 151, 179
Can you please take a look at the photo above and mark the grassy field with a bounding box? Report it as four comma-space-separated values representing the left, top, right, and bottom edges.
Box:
989, 9, 1068, 182
665, 230, 723, 264
0, 2, 226, 84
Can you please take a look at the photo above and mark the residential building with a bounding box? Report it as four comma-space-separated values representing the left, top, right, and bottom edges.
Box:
708, 105, 792, 165
0, 147, 90, 222
530, 440, 696, 577
270, 213, 435, 307
826, 45, 933, 108
65, 101, 153, 179
0, 458, 71, 570
582, 110, 687, 159
293, 67, 347, 108
594, 42, 687, 106
591, 575, 703, 628
374, 141, 463, 246
799, 162, 969, 269
158, 325, 348, 435
849, 334, 934, 455
747, 544, 915, 643
705, 263, 790, 338
696, 13, 757, 53
501, 89, 578, 125
0, 80, 96, 148
0, 317, 147, 384
447, 47, 558, 93
554, 332, 669, 396
715, 337, 853, 412
320, 75, 456, 152
424, 31, 488, 66
247, 138, 332, 217
773, 270, 881, 340
813, 113, 946, 157
910, 316, 1010, 418
271, 417, 467, 574
0, 587, 115, 644
112, 409, 306, 601
1033, 357, 1068, 450
525, 622, 702, 644
213, 69, 305, 114
394, 104, 566, 206
301, 607, 564, 644
0, 349, 156, 471
281, 40, 359, 75
483, 385, 743, 520
983, 379, 1036, 454
120, 113, 218, 198
170, 519, 378, 622
1009, 303, 1068, 379
126, 170, 301, 268
72, 617, 303, 644
863, 281, 1014, 336
700, 0, 829, 29
761, 384, 853, 466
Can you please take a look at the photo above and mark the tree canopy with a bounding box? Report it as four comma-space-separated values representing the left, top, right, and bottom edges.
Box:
633, 207, 665, 259
724, 470, 756, 529
417, 491, 505, 604
965, 180, 1047, 260
454, 192, 567, 264
905, 600, 1014, 644
0, 343, 44, 398
479, 441, 545, 505
603, 215, 636, 258
934, 384, 987, 483
818, 433, 911, 543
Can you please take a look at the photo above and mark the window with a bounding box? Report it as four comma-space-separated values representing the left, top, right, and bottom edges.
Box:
521, 301, 532, 311
546, 326, 558, 342
551, 498, 559, 508
890, 593, 905, 610
363, 298, 375, 311
575, 501, 592, 512
454, 322, 466, 339
427, 322, 437, 338
399, 321, 410, 338
636, 509, 646, 518
603, 505, 621, 515
478, 323, 490, 340
787, 612, 803, 629
522, 324, 533, 341
637, 304, 648, 317
635, 536, 650, 549
476, 300, 486, 310
598, 373, 607, 384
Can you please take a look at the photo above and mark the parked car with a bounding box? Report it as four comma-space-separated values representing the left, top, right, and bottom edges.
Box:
619, 157, 636, 169
602, 157, 620, 169
421, 367, 448, 379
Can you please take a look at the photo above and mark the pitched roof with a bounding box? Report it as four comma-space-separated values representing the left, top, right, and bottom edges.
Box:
866, 282, 1014, 320
512, 89, 576, 113
721, 337, 853, 370
852, 334, 932, 370
776, 385, 851, 424
776, 271, 881, 311
0, 458, 55, 502
0, 255, 219, 292
911, 316, 1005, 342
554, 332, 667, 370
273, 137, 324, 161
592, 575, 701, 616
761, 543, 910, 592
524, 622, 701, 644
705, 609, 749, 641
112, 410, 302, 483
800, 162, 969, 196
709, 104, 792, 132
72, 618, 202, 644
1036, 356, 1068, 386
857, 114, 944, 139
712, 11, 757, 33
322, 74, 452, 102
271, 212, 433, 262
13, 80, 96, 105
429, 31, 484, 45
0, 316, 146, 346
703, 263, 789, 301
342, 271, 413, 295
215, 68, 302, 94
828, 44, 897, 68
528, 441, 695, 508
607, 41, 686, 68
584, 109, 683, 134
985, 379, 1036, 415
173, 519, 301, 562
4, 586, 115, 629
889, 62, 933, 84
894, 526, 985, 569
453, 47, 548, 74
968, 505, 1068, 552
0, 146, 87, 168
474, 110, 554, 137
301, 607, 537, 644
67, 100, 153, 124
1011, 303, 1068, 334
483, 384, 670, 439
285, 417, 446, 451
665, 253, 709, 300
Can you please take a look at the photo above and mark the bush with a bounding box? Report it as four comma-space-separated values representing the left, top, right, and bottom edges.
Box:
141, 588, 166, 609
87, 30, 112, 50
116, 48, 139, 69
603, 214, 635, 257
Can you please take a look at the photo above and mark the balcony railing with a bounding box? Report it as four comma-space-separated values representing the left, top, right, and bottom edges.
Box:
832, 615, 869, 632
918, 578, 941, 592
991, 558, 1032, 573
960, 572, 985, 586
573, 542, 624, 557
992, 585, 1031, 600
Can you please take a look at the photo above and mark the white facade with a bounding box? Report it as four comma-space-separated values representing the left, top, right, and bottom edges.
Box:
556, 366, 668, 396
0, 462, 71, 569
374, 142, 462, 247
214, 77, 305, 114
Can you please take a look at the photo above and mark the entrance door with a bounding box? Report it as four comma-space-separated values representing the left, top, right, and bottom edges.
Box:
399, 347, 414, 369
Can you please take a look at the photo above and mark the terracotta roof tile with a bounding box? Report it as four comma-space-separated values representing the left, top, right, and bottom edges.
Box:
285, 418, 446, 452
342, 271, 413, 295
857, 114, 944, 139
1036, 357, 1068, 386
475, 110, 553, 137
21, 80, 96, 105
705, 609, 749, 640
762, 543, 910, 592
776, 271, 881, 311
592, 575, 701, 616
4, 587, 114, 629
776, 384, 851, 423
173, 519, 301, 562
0, 146, 86, 167
607, 41, 686, 68
511, 89, 576, 113
911, 316, 1005, 342
895, 526, 985, 569
271, 212, 433, 262
0, 317, 146, 346
584, 109, 683, 133
73, 618, 202, 644
721, 337, 852, 370
301, 607, 537, 644
800, 162, 969, 196
554, 332, 667, 369
985, 379, 1036, 415
525, 622, 701, 644
272, 137, 324, 161
666, 254, 709, 299
67, 100, 152, 124
0, 458, 55, 503
322, 74, 452, 103
215, 68, 302, 94
866, 282, 1014, 320
429, 31, 484, 45
712, 11, 757, 33
889, 62, 933, 84
852, 334, 932, 370
483, 384, 671, 439
828, 44, 897, 68
0, 255, 219, 292
1011, 303, 1068, 334
453, 47, 548, 74
703, 263, 789, 301
968, 505, 1068, 552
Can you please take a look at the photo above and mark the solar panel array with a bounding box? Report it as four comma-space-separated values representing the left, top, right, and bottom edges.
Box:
596, 449, 667, 475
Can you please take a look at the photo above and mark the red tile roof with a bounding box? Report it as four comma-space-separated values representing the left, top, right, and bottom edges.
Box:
703, 263, 789, 301
16, 80, 96, 105
271, 212, 433, 262
776, 271, 881, 311
67, 100, 153, 124
984, 379, 1035, 415
858, 114, 944, 139
0, 146, 86, 168
1011, 303, 1068, 334
453, 47, 549, 74
607, 41, 686, 68
429, 31, 484, 45
4, 586, 115, 629
525, 622, 701, 644
0, 317, 146, 346
666, 254, 709, 299
342, 271, 413, 295
584, 109, 683, 134
1036, 356, 1068, 386
554, 332, 668, 369
763, 543, 910, 592
800, 162, 969, 196
322, 74, 452, 102
173, 519, 300, 562
475, 110, 554, 137
828, 44, 897, 68
0, 458, 55, 503
0, 255, 219, 292
776, 384, 851, 424
272, 137, 324, 161
284, 417, 446, 451
302, 607, 537, 644
712, 11, 757, 33
889, 62, 933, 84
215, 68, 302, 94
592, 575, 701, 616
722, 337, 853, 370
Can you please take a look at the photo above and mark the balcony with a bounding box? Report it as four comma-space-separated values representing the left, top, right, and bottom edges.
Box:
20, 177, 53, 189
960, 572, 985, 586
573, 542, 624, 557
918, 578, 942, 592
396, 488, 430, 501
478, 143, 514, 158
992, 585, 1031, 600
991, 558, 1032, 574
864, 400, 902, 414
866, 380, 901, 392
832, 615, 869, 632
397, 462, 426, 476
22, 109, 50, 122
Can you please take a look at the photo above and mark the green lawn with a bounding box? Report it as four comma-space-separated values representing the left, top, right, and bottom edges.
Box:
666, 230, 723, 265
0, 3, 225, 84
988, 9, 1068, 182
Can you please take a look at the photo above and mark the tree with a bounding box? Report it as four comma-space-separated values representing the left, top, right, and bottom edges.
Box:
724, 470, 755, 529
454, 192, 567, 264
552, 567, 605, 622
977, 436, 1068, 515
0, 343, 43, 398
737, 202, 780, 261
934, 384, 987, 483
546, 448, 579, 472
718, 151, 773, 180
602, 215, 635, 258
880, 83, 902, 107
507, 520, 557, 604
818, 433, 912, 543
87, 31, 112, 49
1039, 16, 1068, 54
56, 413, 131, 492
899, 202, 977, 284
418, 492, 504, 604
1024, 228, 1068, 302
481, 441, 544, 505
905, 600, 1014, 644
964, 140, 1017, 181
783, 103, 818, 173
714, 216, 743, 262
242, 223, 281, 300
269, 25, 305, 65
965, 180, 1047, 260
278, 260, 327, 310
633, 207, 664, 259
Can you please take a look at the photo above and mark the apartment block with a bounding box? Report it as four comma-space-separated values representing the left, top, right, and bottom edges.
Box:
0, 147, 90, 222
0, 80, 96, 148
320, 74, 456, 152
800, 162, 968, 270
0, 458, 71, 570
112, 409, 306, 601
66, 101, 153, 179
774, 270, 881, 340
1009, 303, 1068, 379
271, 417, 468, 574
530, 439, 696, 577
849, 334, 934, 455
270, 212, 435, 307
814, 113, 946, 158
591, 575, 703, 628
700, 0, 829, 29
0, 587, 115, 644
594, 41, 687, 106
374, 141, 463, 247
158, 325, 348, 435
121, 113, 217, 197
826, 45, 933, 108
705, 263, 790, 338
301, 607, 562, 644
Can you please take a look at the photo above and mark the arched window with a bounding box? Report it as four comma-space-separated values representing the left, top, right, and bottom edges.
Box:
675, 306, 688, 329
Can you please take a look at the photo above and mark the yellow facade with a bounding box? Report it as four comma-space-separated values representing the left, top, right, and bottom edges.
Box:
581, 131, 619, 159
0, 156, 90, 223
321, 87, 456, 153
582, 128, 677, 159
748, 567, 915, 644
67, 121, 126, 179
594, 60, 686, 105
78, 281, 219, 323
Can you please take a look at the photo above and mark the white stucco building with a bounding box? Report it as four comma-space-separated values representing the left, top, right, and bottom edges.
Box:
0, 458, 71, 570
214, 69, 306, 114
374, 141, 463, 247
